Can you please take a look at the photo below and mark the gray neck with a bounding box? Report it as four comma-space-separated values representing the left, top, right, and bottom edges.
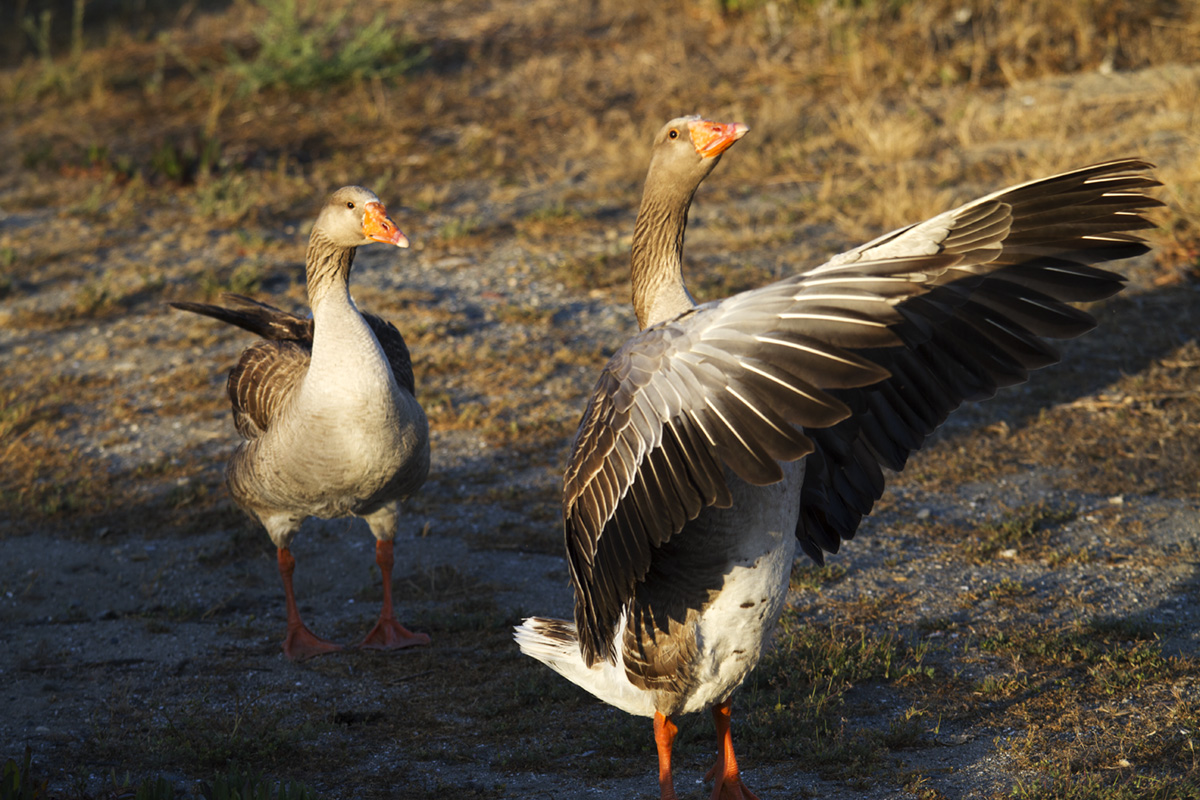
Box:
631, 176, 699, 330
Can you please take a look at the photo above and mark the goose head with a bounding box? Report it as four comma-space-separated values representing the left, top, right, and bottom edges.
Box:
315, 186, 410, 249
645, 115, 749, 191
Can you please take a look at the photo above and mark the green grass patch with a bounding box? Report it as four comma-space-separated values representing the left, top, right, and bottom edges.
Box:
0, 748, 322, 800
1009, 770, 1200, 800
789, 561, 849, 592
227, 0, 426, 95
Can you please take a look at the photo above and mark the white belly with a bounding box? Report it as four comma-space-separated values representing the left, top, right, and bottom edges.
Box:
677, 462, 801, 713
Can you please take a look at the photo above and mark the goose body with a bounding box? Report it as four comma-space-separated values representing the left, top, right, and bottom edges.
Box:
516, 117, 1161, 799
517, 462, 800, 720
172, 186, 430, 660
228, 295, 427, 524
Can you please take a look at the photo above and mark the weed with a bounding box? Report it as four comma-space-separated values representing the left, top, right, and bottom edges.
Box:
150, 135, 223, 184
134, 777, 175, 799
1084, 616, 1161, 641
789, 561, 848, 592
150, 685, 319, 771
557, 250, 629, 292
436, 215, 482, 241
15, 0, 87, 99
915, 616, 955, 634
0, 390, 47, 442
964, 502, 1077, 562
62, 268, 165, 321
0, 748, 46, 800
743, 617, 920, 746
525, 200, 578, 223
989, 578, 1032, 602
1009, 771, 1200, 800
201, 769, 321, 800
227, 0, 426, 95
193, 173, 256, 223
200, 261, 264, 298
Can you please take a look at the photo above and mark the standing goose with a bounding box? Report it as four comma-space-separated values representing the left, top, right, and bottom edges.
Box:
172, 186, 430, 661
515, 117, 1160, 799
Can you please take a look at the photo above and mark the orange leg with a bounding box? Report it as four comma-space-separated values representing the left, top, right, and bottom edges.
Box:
358, 540, 430, 650
277, 547, 342, 661
705, 699, 759, 800
655, 711, 680, 800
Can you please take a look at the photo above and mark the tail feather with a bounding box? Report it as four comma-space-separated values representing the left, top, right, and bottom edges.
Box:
514, 617, 582, 664
168, 293, 312, 342
514, 616, 655, 717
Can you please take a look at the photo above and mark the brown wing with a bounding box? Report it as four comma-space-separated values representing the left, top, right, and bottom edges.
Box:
795, 159, 1162, 562
226, 340, 310, 439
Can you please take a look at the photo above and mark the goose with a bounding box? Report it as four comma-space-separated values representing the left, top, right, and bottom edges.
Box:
171, 186, 430, 661
515, 116, 1160, 799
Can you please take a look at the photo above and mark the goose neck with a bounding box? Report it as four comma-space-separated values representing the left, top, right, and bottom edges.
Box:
305, 229, 356, 313
630, 180, 698, 329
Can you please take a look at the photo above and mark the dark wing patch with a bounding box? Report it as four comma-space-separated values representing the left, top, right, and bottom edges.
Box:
169, 294, 315, 440
169, 293, 314, 342
363, 312, 416, 396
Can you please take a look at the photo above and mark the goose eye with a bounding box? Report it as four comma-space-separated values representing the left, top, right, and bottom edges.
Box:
668, 129, 678, 139
346, 201, 355, 209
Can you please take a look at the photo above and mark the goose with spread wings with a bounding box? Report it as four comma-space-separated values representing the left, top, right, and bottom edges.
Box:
172, 186, 430, 661
515, 116, 1160, 800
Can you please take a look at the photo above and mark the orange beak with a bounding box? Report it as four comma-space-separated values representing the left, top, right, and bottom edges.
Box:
689, 120, 749, 159
363, 201, 410, 248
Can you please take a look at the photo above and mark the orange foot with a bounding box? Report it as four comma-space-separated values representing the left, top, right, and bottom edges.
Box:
709, 777, 760, 800
359, 618, 430, 650
704, 762, 760, 800
705, 699, 760, 800
282, 623, 343, 661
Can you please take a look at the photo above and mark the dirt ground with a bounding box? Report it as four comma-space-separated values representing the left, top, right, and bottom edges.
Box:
2, 2, 1199, 799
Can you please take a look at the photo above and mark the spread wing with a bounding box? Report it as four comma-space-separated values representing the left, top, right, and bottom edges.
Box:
795, 159, 1161, 562
564, 159, 1161, 666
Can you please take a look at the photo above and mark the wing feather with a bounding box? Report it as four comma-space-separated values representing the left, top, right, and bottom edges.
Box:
226, 340, 310, 439
169, 294, 416, 401
796, 160, 1160, 563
